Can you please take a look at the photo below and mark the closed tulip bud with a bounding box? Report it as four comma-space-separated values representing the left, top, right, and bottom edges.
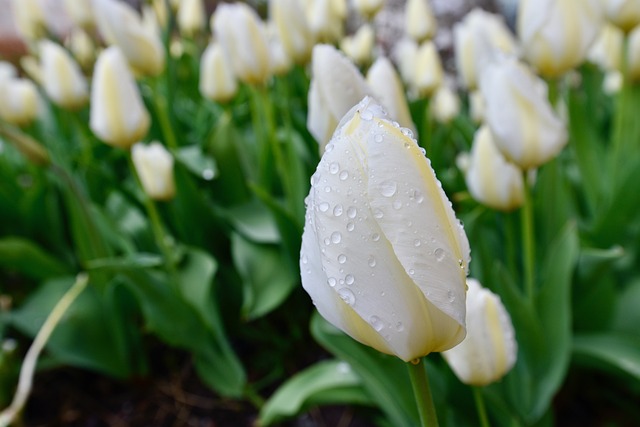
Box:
353, 0, 384, 19
131, 142, 176, 201
63, 0, 95, 28
465, 126, 524, 211
39, 40, 88, 109
603, 70, 623, 94
267, 28, 293, 76
199, 43, 238, 103
90, 47, 150, 149
270, 0, 314, 64
66, 28, 96, 71
405, 0, 437, 42
306, 0, 345, 43
442, 279, 517, 386
366, 56, 416, 134
393, 37, 419, 85
0, 62, 18, 82
11, 0, 46, 40
431, 86, 460, 124
479, 57, 567, 170
92, 0, 165, 77
413, 41, 443, 97
0, 78, 39, 126
307, 44, 372, 150
588, 24, 624, 71
600, 0, 640, 32
301, 97, 470, 362
517, 0, 603, 77
177, 0, 205, 37
340, 24, 375, 67
212, 3, 271, 85
454, 8, 518, 90
469, 90, 485, 123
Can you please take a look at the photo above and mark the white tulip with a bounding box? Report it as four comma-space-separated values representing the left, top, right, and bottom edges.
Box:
413, 41, 443, 97
39, 40, 88, 109
301, 97, 470, 362
199, 42, 238, 103
90, 47, 150, 149
10, 0, 46, 40
340, 24, 375, 66
405, 0, 437, 42
353, 0, 384, 19
431, 86, 460, 124
392, 37, 419, 85
588, 24, 624, 71
0, 77, 39, 126
469, 90, 485, 123
306, 0, 345, 43
270, 0, 314, 64
63, 0, 94, 28
442, 278, 517, 386
600, 0, 640, 32
131, 142, 176, 201
177, 0, 205, 36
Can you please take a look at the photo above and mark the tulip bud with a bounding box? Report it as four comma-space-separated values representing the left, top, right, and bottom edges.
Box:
600, 0, 640, 32
588, 24, 624, 71
66, 28, 96, 71
469, 90, 485, 123
11, 0, 46, 40
431, 86, 460, 124
39, 40, 88, 109
90, 47, 150, 149
199, 42, 238, 103
366, 56, 416, 134
301, 97, 470, 362
464, 126, 524, 211
267, 26, 293, 76
131, 142, 176, 201
353, 0, 384, 19
392, 37, 419, 85
270, 0, 314, 64
177, 0, 205, 37
340, 24, 375, 67
604, 70, 624, 94
63, 0, 95, 28
212, 3, 271, 85
0, 62, 18, 82
442, 279, 517, 386
517, 0, 603, 77
0, 78, 39, 126
405, 0, 437, 42
479, 57, 567, 170
306, 0, 345, 43
92, 0, 165, 77
413, 41, 443, 97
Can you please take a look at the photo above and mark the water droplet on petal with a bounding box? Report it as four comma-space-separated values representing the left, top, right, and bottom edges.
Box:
392, 200, 402, 210
396, 322, 404, 331
369, 315, 384, 331
339, 170, 349, 180
360, 109, 373, 120
327, 277, 337, 287
368, 256, 376, 267
374, 133, 384, 143
319, 202, 329, 212
302, 255, 308, 264
435, 248, 445, 261
447, 290, 455, 302
347, 206, 357, 218
346, 222, 355, 231
331, 231, 342, 244
373, 209, 384, 219
338, 288, 356, 305
329, 162, 340, 174
345, 274, 355, 285
408, 269, 415, 275
338, 254, 347, 264
371, 233, 380, 242
333, 204, 344, 216
414, 239, 421, 247
380, 180, 397, 197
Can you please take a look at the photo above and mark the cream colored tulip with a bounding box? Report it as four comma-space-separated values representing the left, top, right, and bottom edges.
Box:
405, 0, 437, 42
199, 43, 238, 103
465, 126, 524, 211
517, 0, 603, 77
92, 0, 165, 77
212, 3, 271, 84
393, 37, 419, 85
267, 28, 293, 76
469, 90, 485, 123
353, 0, 384, 19
0, 78, 39, 126
306, 0, 345, 43
63, 0, 94, 28
366, 56, 416, 134
340, 24, 375, 67
413, 41, 443, 97
479, 57, 567, 170
177, 0, 205, 37
600, 0, 640, 32
588, 24, 624, 71
270, 0, 314, 64
454, 8, 518, 90
90, 47, 150, 149
10, 0, 46, 40
66, 28, 96, 71
301, 97, 470, 362
131, 142, 176, 201
442, 279, 517, 386
431, 86, 460, 124
39, 40, 88, 109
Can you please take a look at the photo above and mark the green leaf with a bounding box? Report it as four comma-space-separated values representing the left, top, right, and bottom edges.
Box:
174, 145, 218, 181
573, 333, 640, 383
85, 253, 164, 271
612, 278, 640, 334
259, 359, 373, 426
177, 247, 219, 332
224, 199, 280, 244
231, 233, 297, 320
0, 237, 69, 280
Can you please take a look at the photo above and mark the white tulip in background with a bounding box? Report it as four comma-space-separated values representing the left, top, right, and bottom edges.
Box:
212, 3, 271, 84
177, 0, 205, 37
306, 0, 345, 43
442, 278, 517, 386
353, 0, 384, 19
600, 0, 640, 32
267, 26, 293, 76
10, 0, 46, 40
39, 40, 88, 110
92, 0, 165, 77
340, 24, 375, 66
301, 96, 470, 362
517, 0, 603, 77
90, 47, 150, 149
469, 90, 485, 123
393, 37, 419, 86
63, 0, 94, 28
479, 57, 568, 170
431, 86, 461, 124
465, 126, 524, 211
413, 41, 444, 97
588, 24, 624, 72
66, 28, 96, 71
270, 0, 314, 64
366, 56, 416, 134
199, 42, 238, 103
0, 77, 39, 126
131, 142, 176, 201
405, 0, 437, 42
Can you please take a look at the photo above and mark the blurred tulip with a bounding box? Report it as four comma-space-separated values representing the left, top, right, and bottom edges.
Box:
10, 0, 46, 40
393, 37, 419, 85
131, 142, 176, 201
90, 47, 150, 149
366, 56, 416, 134
442, 278, 517, 386
267, 27, 293, 76
405, 0, 437, 42
66, 28, 96, 71
306, 0, 345, 43
588, 24, 624, 71
199, 42, 238, 103
453, 8, 518, 90
0, 77, 39, 126
63, 0, 94, 28
39, 40, 88, 109
212, 3, 271, 84
413, 41, 443, 97
177, 0, 205, 37
92, 0, 165, 77
603, 70, 623, 94
307, 44, 371, 150
628, 25, 640, 80
479, 57, 567, 170
464, 126, 524, 211
0, 61, 17, 82
340, 24, 375, 67
353, 0, 384, 19
469, 90, 485, 123
517, 0, 603, 77
300, 97, 470, 362
270, 0, 314, 64
600, 0, 640, 32
431, 86, 461, 124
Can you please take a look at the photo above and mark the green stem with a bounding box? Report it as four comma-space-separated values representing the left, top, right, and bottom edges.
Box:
473, 387, 491, 427
521, 171, 535, 300
611, 34, 632, 187
151, 78, 179, 150
407, 358, 439, 427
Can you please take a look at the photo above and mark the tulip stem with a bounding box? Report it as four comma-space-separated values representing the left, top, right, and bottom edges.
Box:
521, 171, 535, 300
407, 358, 439, 427
151, 78, 179, 150
473, 387, 491, 427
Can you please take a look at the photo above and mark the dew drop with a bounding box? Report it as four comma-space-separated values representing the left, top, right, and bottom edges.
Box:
339, 170, 349, 180
327, 277, 337, 287
302, 255, 308, 264
373, 209, 384, 219
447, 290, 455, 302
435, 248, 445, 261
369, 315, 384, 331
338, 288, 356, 306
392, 200, 403, 210
346, 222, 355, 231
324, 186, 332, 193
333, 204, 344, 216
401, 128, 414, 139
413, 239, 421, 247
338, 254, 347, 264
371, 233, 380, 242
323, 238, 330, 245
368, 256, 377, 267
380, 180, 397, 197
395, 322, 404, 331
347, 206, 357, 218
419, 147, 426, 156
345, 274, 355, 285
318, 202, 329, 212
374, 133, 384, 143
325, 143, 335, 153
331, 231, 342, 244
408, 269, 415, 275
329, 162, 340, 174
360, 109, 374, 120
